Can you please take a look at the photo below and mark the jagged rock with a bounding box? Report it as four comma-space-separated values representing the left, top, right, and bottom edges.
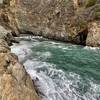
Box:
0, 39, 10, 53
0, 25, 15, 45
0, 25, 40, 100
0, 53, 40, 100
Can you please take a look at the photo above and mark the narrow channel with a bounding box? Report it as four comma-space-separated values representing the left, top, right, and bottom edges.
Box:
11, 36, 100, 100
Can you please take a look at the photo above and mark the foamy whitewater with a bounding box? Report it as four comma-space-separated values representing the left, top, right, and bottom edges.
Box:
11, 36, 100, 100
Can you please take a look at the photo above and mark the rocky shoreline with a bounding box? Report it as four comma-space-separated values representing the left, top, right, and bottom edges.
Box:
3, 0, 99, 47
0, 0, 99, 47
0, 25, 40, 100
0, 0, 99, 99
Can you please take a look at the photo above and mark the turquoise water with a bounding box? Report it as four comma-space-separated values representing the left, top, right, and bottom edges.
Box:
11, 36, 100, 100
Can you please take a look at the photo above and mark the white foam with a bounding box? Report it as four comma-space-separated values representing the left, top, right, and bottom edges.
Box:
11, 37, 100, 100
23, 59, 100, 100
35, 51, 52, 60
11, 41, 33, 62
24, 58, 82, 100
84, 46, 100, 51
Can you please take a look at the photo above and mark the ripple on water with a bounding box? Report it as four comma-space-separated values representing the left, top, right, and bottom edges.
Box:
11, 36, 100, 100
23, 59, 100, 100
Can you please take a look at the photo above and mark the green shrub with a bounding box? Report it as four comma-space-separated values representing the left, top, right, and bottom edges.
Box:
95, 12, 100, 19
86, 0, 97, 7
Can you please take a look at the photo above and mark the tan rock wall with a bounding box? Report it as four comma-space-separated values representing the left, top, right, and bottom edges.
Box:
0, 0, 100, 46
0, 25, 40, 100
86, 21, 100, 47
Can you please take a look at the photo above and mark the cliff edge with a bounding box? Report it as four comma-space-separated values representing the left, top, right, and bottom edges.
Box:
0, 25, 40, 100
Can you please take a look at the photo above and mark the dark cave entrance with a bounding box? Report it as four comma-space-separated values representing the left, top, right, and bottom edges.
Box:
78, 28, 88, 46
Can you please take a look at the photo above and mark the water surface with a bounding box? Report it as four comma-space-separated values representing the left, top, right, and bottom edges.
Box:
11, 36, 100, 100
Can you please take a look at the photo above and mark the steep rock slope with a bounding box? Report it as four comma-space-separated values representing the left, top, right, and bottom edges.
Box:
1, 0, 100, 46
0, 25, 40, 100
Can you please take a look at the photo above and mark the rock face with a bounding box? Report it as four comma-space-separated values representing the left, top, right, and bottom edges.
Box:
0, 0, 100, 46
0, 25, 40, 100
86, 21, 100, 47
0, 0, 99, 99
0, 26, 15, 46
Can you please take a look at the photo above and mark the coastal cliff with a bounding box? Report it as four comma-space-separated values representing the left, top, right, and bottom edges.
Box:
0, 25, 40, 100
1, 0, 99, 46
0, 0, 100, 100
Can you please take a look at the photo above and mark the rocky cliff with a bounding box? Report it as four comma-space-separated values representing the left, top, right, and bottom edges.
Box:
0, 0, 99, 100
2, 0, 99, 46
0, 25, 40, 100
0, 0, 100, 46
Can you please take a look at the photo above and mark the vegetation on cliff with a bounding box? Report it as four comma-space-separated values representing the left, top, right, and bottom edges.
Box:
86, 0, 97, 7
95, 12, 100, 19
